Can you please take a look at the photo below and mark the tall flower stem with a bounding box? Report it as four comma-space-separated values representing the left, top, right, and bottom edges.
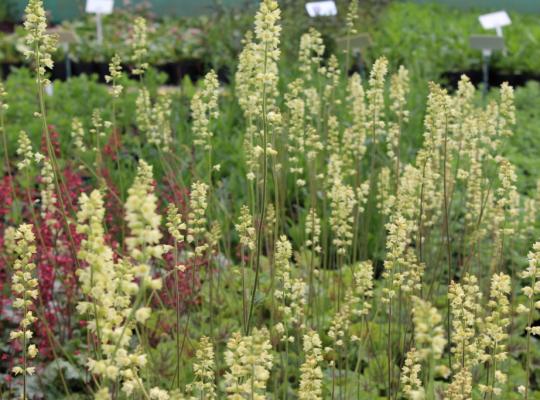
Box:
441, 110, 453, 370
246, 42, 269, 335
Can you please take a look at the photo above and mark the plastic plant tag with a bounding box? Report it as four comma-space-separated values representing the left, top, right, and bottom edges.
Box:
478, 11, 511, 30
469, 35, 505, 52
86, 0, 114, 14
305, 1, 337, 17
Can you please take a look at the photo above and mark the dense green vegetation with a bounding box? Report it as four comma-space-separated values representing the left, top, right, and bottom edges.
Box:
1, 0, 540, 399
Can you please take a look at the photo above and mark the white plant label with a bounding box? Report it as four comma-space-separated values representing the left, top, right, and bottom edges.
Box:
305, 1, 337, 17
86, 0, 114, 15
478, 11, 511, 31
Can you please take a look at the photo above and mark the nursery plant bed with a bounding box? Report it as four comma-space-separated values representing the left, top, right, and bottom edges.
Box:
441, 69, 540, 90
0, 58, 211, 84
174, 58, 206, 84
156, 59, 206, 85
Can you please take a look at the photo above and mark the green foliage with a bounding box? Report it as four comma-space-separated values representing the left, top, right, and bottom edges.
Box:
368, 2, 540, 79
506, 81, 540, 192
4, 2, 540, 83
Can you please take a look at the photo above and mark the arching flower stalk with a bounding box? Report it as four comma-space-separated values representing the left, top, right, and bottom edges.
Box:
10, 224, 39, 400
23, 0, 60, 187
246, 0, 282, 335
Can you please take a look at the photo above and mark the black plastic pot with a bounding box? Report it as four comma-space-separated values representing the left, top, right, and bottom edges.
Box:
0, 62, 23, 79
177, 58, 206, 83
1, 58, 222, 85
0, 21, 15, 33
441, 69, 540, 90
71, 61, 97, 78
157, 63, 182, 84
